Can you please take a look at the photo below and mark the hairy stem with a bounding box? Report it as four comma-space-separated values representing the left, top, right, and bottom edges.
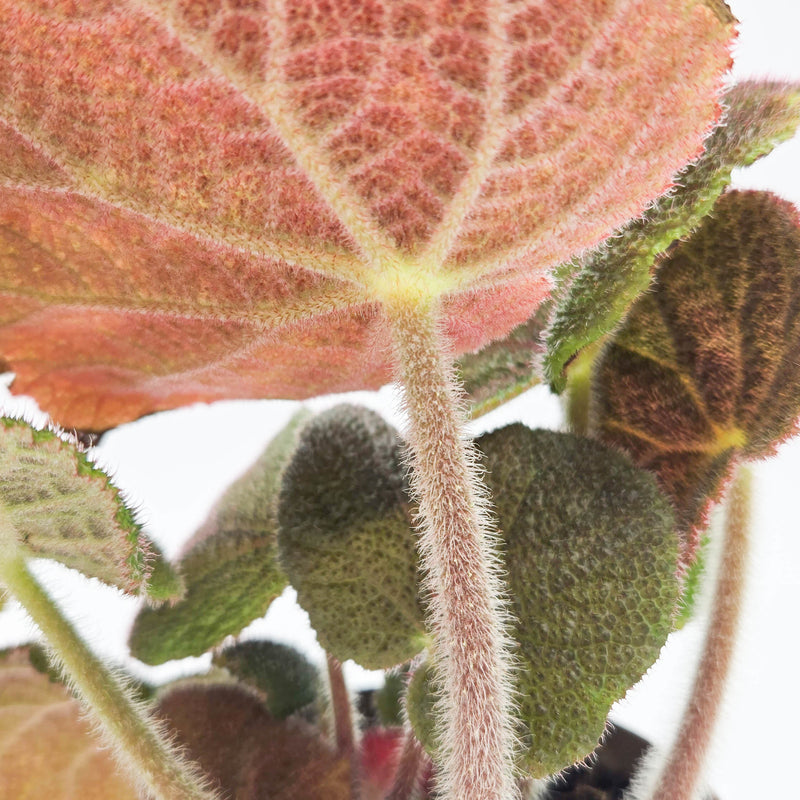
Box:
0, 542, 217, 800
631, 465, 752, 800
387, 298, 516, 800
386, 732, 428, 800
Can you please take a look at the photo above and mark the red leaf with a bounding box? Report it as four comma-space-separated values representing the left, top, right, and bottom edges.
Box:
592, 190, 800, 565
0, 1, 734, 428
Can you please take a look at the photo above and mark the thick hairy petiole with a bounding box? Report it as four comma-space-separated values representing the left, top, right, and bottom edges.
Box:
0, 531, 218, 800
387, 298, 517, 800
628, 465, 753, 800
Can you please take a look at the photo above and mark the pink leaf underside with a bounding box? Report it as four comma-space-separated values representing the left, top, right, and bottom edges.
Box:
0, 0, 732, 429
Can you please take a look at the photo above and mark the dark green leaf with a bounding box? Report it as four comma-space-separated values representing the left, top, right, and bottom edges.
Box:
408, 425, 678, 778
278, 405, 426, 670
213, 640, 318, 719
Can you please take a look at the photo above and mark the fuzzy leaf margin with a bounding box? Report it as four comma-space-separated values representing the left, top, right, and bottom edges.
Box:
0, 0, 733, 429
544, 80, 800, 391
0, 417, 175, 598
592, 189, 800, 565
278, 405, 426, 670
129, 412, 308, 665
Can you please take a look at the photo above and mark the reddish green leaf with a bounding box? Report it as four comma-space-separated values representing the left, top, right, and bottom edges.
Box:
0, 417, 175, 597
0, 1, 733, 429
157, 683, 351, 800
129, 412, 307, 664
0, 649, 139, 800
545, 80, 800, 392
592, 190, 800, 565
460, 306, 549, 418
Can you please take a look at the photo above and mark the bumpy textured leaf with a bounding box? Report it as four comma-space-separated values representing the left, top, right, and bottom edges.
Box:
157, 683, 350, 800
129, 412, 307, 664
408, 425, 678, 778
0, 417, 174, 597
213, 640, 318, 719
592, 190, 800, 565
0, 1, 733, 429
0, 649, 139, 799
460, 306, 549, 418
278, 405, 425, 669
545, 80, 800, 390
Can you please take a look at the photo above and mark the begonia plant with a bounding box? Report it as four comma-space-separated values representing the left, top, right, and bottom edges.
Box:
0, 2, 798, 800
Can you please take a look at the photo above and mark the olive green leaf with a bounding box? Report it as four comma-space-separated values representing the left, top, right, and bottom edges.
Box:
157, 683, 350, 800
0, 649, 139, 799
408, 425, 678, 778
212, 640, 318, 720
0, 417, 173, 598
460, 306, 550, 419
545, 80, 800, 392
375, 666, 411, 727
592, 190, 800, 566
129, 411, 309, 664
278, 405, 426, 670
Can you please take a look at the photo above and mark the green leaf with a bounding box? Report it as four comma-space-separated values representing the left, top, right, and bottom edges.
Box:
460, 306, 549, 419
212, 640, 319, 720
157, 683, 350, 800
129, 412, 309, 664
278, 405, 426, 670
408, 425, 678, 778
544, 80, 800, 391
592, 190, 800, 565
0, 417, 158, 595
375, 666, 411, 727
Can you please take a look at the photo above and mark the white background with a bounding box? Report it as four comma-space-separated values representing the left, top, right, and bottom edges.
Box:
1, 2, 798, 798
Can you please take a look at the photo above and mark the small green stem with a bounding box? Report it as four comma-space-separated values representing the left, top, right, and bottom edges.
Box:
387, 297, 516, 800
630, 465, 752, 800
563, 339, 603, 437
0, 542, 218, 800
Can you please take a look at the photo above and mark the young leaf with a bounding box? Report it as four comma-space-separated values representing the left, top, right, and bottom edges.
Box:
592, 190, 800, 564
0, 417, 172, 597
157, 683, 350, 800
544, 80, 800, 391
408, 425, 679, 778
129, 412, 308, 664
212, 640, 319, 719
278, 405, 426, 669
0, 649, 139, 800
0, 1, 733, 429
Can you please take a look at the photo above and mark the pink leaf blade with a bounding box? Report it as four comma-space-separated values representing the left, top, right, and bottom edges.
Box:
0, 0, 735, 428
